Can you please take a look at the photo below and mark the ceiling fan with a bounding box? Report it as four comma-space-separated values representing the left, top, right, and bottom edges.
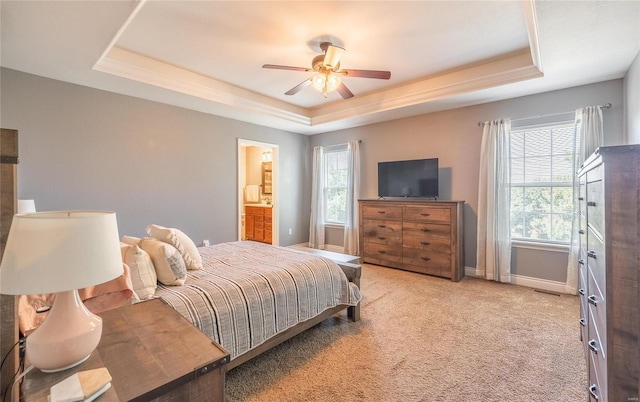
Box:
263, 42, 391, 99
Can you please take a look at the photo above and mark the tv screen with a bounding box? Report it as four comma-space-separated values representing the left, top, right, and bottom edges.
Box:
378, 158, 439, 199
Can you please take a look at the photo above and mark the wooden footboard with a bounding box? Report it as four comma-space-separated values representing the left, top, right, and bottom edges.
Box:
227, 262, 361, 370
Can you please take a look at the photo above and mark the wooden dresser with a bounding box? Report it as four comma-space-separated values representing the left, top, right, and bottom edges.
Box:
358, 199, 464, 281
577, 145, 639, 402
245, 205, 272, 244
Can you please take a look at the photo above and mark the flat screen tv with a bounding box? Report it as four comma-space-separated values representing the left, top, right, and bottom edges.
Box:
378, 158, 439, 199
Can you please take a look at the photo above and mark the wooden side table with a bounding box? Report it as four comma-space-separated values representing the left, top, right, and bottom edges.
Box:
23, 298, 229, 401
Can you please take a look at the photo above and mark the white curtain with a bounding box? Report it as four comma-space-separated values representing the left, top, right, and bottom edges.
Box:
309, 146, 325, 249
565, 106, 604, 294
343, 141, 361, 256
476, 119, 512, 282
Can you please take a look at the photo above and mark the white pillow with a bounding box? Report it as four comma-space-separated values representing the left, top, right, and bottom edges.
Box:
145, 224, 203, 271
122, 235, 141, 246
138, 237, 187, 286
120, 242, 157, 300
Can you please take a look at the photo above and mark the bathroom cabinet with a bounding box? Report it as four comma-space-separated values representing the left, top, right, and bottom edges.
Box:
245, 206, 272, 244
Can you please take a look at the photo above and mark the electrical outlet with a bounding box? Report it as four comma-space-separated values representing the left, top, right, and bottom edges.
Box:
288, 228, 292, 235
202, 239, 210, 247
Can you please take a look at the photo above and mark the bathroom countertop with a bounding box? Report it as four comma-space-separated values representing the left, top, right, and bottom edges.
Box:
244, 203, 273, 208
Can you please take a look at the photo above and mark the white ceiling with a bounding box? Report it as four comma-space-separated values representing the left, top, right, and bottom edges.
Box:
1, 1, 639, 135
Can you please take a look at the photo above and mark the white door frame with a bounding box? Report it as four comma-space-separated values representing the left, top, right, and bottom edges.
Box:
237, 139, 279, 245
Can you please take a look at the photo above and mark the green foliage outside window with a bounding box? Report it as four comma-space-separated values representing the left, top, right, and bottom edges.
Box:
510, 124, 576, 243
325, 150, 348, 224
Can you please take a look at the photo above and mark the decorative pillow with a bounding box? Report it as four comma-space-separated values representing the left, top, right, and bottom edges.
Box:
138, 237, 187, 286
120, 242, 157, 300
122, 235, 141, 246
145, 224, 203, 270
18, 263, 138, 334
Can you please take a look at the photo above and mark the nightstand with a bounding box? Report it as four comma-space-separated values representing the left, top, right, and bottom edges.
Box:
23, 298, 229, 401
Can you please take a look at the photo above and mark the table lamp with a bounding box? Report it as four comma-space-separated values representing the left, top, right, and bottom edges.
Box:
0, 211, 123, 372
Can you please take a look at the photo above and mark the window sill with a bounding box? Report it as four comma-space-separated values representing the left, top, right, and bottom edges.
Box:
511, 240, 569, 253
324, 223, 344, 229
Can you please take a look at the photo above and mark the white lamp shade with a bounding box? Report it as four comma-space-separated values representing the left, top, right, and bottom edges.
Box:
17, 199, 36, 214
0, 211, 123, 295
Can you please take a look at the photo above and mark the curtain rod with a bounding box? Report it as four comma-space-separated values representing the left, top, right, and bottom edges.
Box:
477, 103, 612, 127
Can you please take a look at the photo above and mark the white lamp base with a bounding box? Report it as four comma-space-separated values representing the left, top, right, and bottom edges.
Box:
26, 289, 103, 372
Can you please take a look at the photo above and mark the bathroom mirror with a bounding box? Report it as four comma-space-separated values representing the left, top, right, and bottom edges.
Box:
262, 162, 272, 194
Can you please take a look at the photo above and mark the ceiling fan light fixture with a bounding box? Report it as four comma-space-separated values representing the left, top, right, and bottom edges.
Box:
311, 74, 326, 91
311, 72, 342, 97
323, 45, 345, 69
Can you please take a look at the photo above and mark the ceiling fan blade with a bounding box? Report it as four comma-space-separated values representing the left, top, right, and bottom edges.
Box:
263, 64, 312, 72
285, 78, 312, 95
339, 69, 391, 79
337, 82, 354, 99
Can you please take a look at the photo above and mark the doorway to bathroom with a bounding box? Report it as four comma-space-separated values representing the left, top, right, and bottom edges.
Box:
237, 139, 278, 245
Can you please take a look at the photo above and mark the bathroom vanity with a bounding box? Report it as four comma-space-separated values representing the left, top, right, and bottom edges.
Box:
245, 205, 272, 244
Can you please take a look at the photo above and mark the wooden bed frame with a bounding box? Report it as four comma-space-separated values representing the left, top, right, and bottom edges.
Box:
227, 261, 361, 370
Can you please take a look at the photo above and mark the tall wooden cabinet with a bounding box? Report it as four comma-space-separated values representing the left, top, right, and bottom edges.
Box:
578, 145, 639, 402
1, 129, 19, 401
358, 199, 464, 281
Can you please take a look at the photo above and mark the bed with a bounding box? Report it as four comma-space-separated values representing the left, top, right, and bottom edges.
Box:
17, 239, 362, 371
155, 241, 362, 369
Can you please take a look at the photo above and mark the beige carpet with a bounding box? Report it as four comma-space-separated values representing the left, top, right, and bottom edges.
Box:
225, 263, 587, 401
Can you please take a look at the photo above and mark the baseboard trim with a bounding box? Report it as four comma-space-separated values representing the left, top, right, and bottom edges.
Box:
465, 266, 569, 294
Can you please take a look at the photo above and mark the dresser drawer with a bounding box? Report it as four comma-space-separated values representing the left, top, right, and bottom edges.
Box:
587, 307, 607, 402
587, 266, 606, 343
402, 222, 450, 239
402, 234, 451, 253
588, 346, 604, 402
362, 205, 402, 220
578, 264, 588, 341
363, 220, 402, 245
586, 180, 604, 238
363, 242, 403, 265
402, 247, 450, 270
586, 227, 605, 289
403, 206, 450, 223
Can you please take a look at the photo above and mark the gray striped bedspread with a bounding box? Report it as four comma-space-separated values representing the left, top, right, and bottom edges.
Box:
155, 241, 361, 360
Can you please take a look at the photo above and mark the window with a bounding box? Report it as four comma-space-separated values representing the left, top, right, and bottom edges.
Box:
324, 146, 348, 224
510, 122, 578, 244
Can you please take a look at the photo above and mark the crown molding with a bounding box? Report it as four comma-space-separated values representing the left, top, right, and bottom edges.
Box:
92, 0, 543, 131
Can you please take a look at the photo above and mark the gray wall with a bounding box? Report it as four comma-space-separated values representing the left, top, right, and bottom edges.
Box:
1, 68, 309, 246
309, 79, 624, 282
624, 50, 640, 144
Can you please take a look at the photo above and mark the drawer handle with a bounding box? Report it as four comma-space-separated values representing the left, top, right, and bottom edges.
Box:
579, 318, 586, 327
578, 229, 585, 235
587, 250, 597, 259
578, 288, 585, 296
587, 201, 597, 207
377, 211, 386, 214
420, 257, 431, 261
578, 259, 585, 266
578, 197, 584, 201
420, 213, 430, 216
378, 224, 386, 228
378, 250, 386, 254
421, 228, 430, 232
588, 339, 599, 354
587, 295, 598, 306
420, 241, 431, 246
377, 237, 386, 240
588, 384, 599, 400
